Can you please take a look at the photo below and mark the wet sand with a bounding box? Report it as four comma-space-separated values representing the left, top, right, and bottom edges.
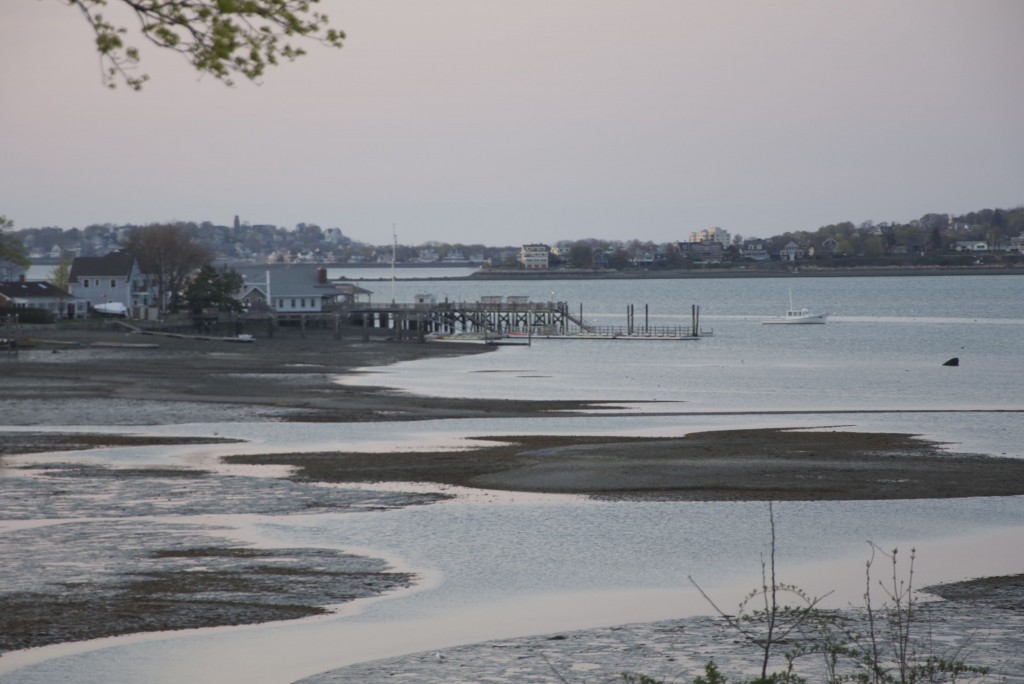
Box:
2, 323, 1022, 673
0, 325, 595, 426
299, 577, 1024, 683
9, 324, 1024, 502
225, 429, 1024, 502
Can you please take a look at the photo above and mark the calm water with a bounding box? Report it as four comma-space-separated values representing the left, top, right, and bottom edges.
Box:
2, 274, 1023, 684
349, 274, 1024, 438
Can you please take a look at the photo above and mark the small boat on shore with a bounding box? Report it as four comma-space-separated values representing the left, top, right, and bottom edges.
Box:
92, 302, 128, 317
762, 292, 829, 325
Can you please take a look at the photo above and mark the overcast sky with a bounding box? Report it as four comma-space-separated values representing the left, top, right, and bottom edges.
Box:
2, 1, 1022, 245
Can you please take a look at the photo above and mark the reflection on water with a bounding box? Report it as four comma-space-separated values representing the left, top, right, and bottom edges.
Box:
3, 275, 1023, 683
3, 410, 1024, 683
2, 491, 1022, 684
344, 317, 1023, 413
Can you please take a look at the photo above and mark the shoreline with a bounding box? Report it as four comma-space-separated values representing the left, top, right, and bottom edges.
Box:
298, 577, 1024, 683
2, 325, 1022, 675
196, 261, 1024, 281
464, 264, 1024, 280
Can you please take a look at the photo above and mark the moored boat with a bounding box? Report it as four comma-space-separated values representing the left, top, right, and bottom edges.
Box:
762, 308, 829, 324
762, 291, 829, 324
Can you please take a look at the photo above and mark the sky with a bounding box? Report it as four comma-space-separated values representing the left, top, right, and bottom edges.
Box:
2, 1, 1022, 246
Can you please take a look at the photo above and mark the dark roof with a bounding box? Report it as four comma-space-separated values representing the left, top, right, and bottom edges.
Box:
0, 280, 72, 299
69, 251, 136, 281
236, 265, 375, 298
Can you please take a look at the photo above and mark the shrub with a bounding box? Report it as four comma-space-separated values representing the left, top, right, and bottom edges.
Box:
678, 504, 990, 684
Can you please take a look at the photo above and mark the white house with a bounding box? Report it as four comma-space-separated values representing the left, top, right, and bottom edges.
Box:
68, 251, 157, 314
741, 239, 771, 261
778, 241, 805, 261
953, 240, 988, 252
0, 278, 83, 319
519, 244, 550, 269
1009, 233, 1024, 254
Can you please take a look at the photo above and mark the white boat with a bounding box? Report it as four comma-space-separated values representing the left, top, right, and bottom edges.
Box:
762, 292, 829, 325
92, 302, 128, 317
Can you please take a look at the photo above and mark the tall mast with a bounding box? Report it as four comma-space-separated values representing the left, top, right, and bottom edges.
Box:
391, 224, 397, 303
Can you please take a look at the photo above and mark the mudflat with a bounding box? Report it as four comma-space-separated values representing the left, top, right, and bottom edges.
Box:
2, 323, 1022, 665
6, 324, 1024, 501
226, 429, 1024, 502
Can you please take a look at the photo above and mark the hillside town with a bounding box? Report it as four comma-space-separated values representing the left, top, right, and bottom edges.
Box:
1, 206, 1022, 322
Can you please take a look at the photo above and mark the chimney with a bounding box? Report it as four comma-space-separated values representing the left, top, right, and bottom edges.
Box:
317, 267, 327, 284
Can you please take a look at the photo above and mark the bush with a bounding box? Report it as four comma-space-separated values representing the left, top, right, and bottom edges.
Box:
676, 505, 990, 684
2, 307, 54, 324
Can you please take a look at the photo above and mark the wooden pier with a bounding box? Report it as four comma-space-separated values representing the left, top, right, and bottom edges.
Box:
348, 298, 710, 340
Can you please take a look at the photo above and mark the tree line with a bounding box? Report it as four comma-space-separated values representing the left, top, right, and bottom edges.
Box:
6, 205, 1022, 270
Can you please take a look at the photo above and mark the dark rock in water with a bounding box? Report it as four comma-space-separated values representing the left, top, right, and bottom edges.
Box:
943, 357, 959, 366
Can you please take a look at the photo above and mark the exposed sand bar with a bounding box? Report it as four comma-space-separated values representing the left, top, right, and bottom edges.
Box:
2, 325, 1022, 683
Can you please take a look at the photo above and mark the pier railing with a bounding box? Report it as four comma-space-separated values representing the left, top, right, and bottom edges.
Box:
571, 325, 699, 338
344, 300, 709, 339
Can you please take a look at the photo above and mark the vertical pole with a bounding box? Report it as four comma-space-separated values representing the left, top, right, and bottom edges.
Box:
645, 304, 649, 334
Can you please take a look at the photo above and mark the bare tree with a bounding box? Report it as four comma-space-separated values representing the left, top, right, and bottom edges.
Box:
124, 223, 211, 312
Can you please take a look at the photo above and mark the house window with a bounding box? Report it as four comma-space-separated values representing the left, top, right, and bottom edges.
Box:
83, 280, 89, 288
291, 298, 296, 308
111, 280, 116, 288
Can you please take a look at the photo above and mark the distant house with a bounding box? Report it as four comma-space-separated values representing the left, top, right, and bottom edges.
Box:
239, 282, 269, 310
416, 248, 440, 263
741, 239, 771, 261
592, 248, 609, 269
820, 237, 840, 257
890, 243, 924, 256
443, 250, 469, 263
68, 251, 157, 314
238, 266, 372, 314
519, 244, 550, 269
953, 240, 988, 252
691, 240, 724, 264
1010, 233, 1024, 254
0, 278, 83, 319
778, 241, 805, 261
631, 252, 655, 267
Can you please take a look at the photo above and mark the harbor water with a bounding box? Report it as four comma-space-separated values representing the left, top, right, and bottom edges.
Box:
1, 273, 1022, 683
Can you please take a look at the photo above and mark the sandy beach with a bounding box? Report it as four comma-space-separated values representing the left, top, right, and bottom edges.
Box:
1, 322, 1022, 680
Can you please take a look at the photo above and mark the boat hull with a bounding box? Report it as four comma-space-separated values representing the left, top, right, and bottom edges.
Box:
762, 314, 828, 325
